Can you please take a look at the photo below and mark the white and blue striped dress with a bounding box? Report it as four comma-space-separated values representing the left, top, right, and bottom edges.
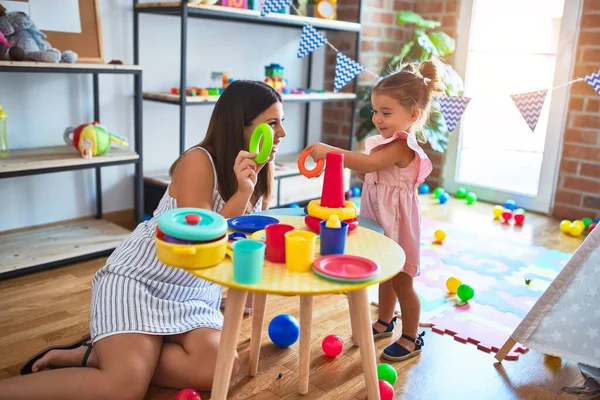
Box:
90, 147, 262, 344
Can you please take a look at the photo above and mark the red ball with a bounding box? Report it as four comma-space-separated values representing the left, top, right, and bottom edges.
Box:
175, 388, 202, 400
501, 210, 513, 223
590, 223, 597, 233
378, 379, 395, 400
321, 335, 344, 357
514, 213, 525, 225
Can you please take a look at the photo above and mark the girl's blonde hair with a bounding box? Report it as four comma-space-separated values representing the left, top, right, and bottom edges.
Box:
373, 58, 445, 143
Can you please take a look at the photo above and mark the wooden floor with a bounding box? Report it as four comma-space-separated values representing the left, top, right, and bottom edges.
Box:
0, 197, 589, 399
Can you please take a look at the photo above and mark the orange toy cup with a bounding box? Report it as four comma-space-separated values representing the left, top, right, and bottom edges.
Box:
265, 223, 295, 263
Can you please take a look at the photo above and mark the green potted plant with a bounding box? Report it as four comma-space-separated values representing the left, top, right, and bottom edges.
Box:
356, 10, 464, 153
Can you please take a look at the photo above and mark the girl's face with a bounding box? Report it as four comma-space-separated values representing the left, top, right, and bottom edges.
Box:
244, 101, 287, 164
371, 92, 420, 139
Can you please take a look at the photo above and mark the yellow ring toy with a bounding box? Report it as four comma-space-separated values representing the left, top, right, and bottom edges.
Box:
307, 199, 358, 221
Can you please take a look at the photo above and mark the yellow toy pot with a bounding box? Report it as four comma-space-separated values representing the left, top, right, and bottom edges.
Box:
155, 235, 228, 270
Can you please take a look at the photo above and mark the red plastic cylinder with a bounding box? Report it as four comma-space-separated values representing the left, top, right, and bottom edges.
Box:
320, 152, 345, 208
265, 223, 295, 263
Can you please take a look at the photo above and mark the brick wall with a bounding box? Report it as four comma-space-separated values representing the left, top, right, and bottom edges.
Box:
552, 0, 600, 220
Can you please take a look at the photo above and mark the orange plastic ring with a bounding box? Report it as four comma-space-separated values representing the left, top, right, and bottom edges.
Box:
298, 148, 325, 178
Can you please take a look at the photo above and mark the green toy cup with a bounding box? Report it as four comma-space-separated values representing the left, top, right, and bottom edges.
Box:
233, 239, 266, 285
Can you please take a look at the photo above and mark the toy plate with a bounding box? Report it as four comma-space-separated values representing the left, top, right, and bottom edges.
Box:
312, 268, 377, 284
157, 208, 228, 242
227, 215, 280, 232
312, 255, 380, 280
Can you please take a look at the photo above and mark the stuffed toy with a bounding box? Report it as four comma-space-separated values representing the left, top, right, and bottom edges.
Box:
0, 5, 25, 61
63, 122, 129, 159
6, 11, 77, 63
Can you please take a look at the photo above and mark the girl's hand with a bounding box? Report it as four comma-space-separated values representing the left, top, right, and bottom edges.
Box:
307, 142, 335, 162
234, 150, 259, 196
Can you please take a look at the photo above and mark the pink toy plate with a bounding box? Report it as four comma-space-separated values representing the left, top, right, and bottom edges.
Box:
313, 255, 380, 280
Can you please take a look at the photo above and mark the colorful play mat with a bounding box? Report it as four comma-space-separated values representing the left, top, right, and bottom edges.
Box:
368, 217, 573, 360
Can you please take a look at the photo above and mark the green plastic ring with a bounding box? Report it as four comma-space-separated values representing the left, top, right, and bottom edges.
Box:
249, 123, 274, 164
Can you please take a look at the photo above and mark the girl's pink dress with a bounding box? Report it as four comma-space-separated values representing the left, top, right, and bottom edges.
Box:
360, 131, 432, 277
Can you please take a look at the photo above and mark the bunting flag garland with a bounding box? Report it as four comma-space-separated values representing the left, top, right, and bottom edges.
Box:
584, 70, 600, 96
334, 52, 364, 92
510, 90, 548, 133
297, 24, 327, 58
438, 96, 471, 133
260, 0, 291, 17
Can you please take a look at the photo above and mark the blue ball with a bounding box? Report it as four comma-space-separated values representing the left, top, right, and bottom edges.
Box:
289, 203, 300, 208
351, 186, 361, 197
504, 200, 517, 211
418, 183, 430, 195
268, 314, 300, 348
596, 218, 600, 224
438, 192, 449, 204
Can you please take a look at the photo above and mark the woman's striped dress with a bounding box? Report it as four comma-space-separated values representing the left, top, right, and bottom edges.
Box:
90, 147, 262, 344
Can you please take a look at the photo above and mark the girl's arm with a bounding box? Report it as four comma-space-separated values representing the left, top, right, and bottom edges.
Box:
307, 141, 413, 174
171, 150, 252, 218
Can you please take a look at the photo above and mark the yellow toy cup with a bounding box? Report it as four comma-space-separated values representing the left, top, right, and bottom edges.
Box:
284, 230, 317, 272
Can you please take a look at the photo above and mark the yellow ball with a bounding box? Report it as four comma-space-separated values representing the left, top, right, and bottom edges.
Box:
573, 220, 585, 231
446, 277, 462, 293
434, 229, 446, 242
569, 221, 585, 237
493, 205, 504, 219
560, 220, 572, 233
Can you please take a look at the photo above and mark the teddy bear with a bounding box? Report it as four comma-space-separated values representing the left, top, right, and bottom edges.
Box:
5, 11, 77, 63
0, 4, 25, 61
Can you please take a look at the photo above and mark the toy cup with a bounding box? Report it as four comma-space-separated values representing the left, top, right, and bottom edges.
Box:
319, 220, 348, 256
232, 239, 265, 285
265, 223, 295, 263
285, 230, 317, 273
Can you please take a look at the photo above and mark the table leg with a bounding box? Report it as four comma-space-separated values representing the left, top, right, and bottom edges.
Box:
248, 293, 268, 377
299, 295, 313, 395
211, 288, 247, 400
347, 288, 380, 400
347, 292, 360, 347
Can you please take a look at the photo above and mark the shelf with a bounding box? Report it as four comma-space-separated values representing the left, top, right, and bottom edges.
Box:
0, 146, 140, 178
0, 61, 142, 74
0, 218, 131, 277
143, 91, 356, 105
135, 3, 361, 32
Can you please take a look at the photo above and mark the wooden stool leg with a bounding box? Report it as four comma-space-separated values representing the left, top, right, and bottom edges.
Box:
495, 337, 517, 362
348, 288, 380, 400
299, 295, 313, 395
248, 293, 268, 377
211, 288, 247, 400
347, 292, 360, 347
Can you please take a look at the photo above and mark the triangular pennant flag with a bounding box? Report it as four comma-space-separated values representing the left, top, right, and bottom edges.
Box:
583, 70, 600, 96
297, 24, 327, 59
510, 90, 547, 133
438, 95, 471, 133
334, 52, 364, 92
260, 0, 291, 17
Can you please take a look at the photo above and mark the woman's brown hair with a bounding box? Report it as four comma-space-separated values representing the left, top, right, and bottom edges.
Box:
169, 80, 282, 203
373, 58, 445, 142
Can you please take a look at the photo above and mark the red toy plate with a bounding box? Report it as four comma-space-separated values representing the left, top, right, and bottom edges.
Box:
313, 254, 380, 280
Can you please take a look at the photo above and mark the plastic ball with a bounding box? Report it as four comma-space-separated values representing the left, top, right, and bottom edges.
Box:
268, 314, 300, 347
434, 229, 446, 243
322, 335, 344, 357
457, 284, 475, 302
492, 205, 504, 219
573, 220, 586, 231
514, 208, 526, 215
378, 380, 395, 400
514, 213, 526, 225
438, 192, 450, 204
433, 187, 445, 199
456, 187, 467, 199
465, 192, 477, 205
352, 186, 361, 197
503, 200, 516, 211
346, 189, 354, 199
289, 203, 300, 208
446, 277, 462, 293
569, 221, 585, 237
582, 217, 593, 229
501, 209, 513, 223
175, 389, 202, 400
560, 220, 572, 233
596, 218, 600, 224
418, 183, 430, 194
377, 363, 398, 385
589, 223, 597, 233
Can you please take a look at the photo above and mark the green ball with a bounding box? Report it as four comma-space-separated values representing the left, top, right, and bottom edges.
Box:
456, 187, 467, 199
465, 192, 477, 205
582, 217, 593, 229
433, 187, 445, 199
377, 363, 398, 385
457, 284, 475, 302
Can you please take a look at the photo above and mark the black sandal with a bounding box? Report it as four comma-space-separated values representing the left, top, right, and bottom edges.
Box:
20, 335, 92, 375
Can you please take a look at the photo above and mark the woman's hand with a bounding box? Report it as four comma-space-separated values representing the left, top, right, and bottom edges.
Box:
234, 150, 259, 196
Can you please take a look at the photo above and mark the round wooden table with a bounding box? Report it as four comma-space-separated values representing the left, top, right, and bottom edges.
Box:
188, 215, 405, 400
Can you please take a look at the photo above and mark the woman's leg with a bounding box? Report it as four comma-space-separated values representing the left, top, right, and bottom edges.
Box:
0, 333, 162, 400
372, 279, 398, 333
153, 327, 241, 391
391, 272, 420, 350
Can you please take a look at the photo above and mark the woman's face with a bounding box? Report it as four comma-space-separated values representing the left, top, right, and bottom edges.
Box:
244, 101, 287, 164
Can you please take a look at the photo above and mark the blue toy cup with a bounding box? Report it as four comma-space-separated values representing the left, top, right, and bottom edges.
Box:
233, 239, 266, 285
319, 220, 349, 256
